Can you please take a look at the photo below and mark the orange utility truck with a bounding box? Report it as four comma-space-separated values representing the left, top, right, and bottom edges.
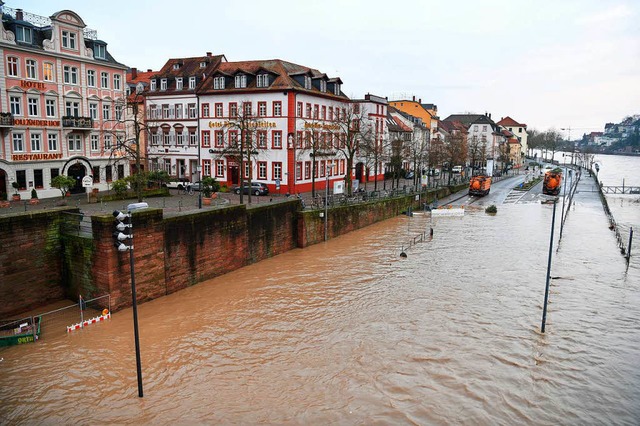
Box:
543, 169, 563, 195
468, 175, 492, 196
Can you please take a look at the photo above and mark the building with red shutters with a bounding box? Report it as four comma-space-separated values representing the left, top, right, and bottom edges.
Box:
197, 58, 353, 195
143, 53, 226, 182
0, 3, 128, 199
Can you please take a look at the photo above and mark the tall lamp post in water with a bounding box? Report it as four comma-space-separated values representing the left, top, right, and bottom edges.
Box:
113, 203, 147, 398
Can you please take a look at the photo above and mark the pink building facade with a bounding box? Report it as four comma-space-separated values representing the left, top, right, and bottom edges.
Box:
0, 4, 127, 199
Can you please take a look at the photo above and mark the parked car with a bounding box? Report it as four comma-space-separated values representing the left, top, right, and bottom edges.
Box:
405, 171, 415, 179
232, 182, 269, 196
452, 165, 463, 174
164, 178, 191, 189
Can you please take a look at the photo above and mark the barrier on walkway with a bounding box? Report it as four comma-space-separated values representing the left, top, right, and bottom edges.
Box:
38, 294, 111, 340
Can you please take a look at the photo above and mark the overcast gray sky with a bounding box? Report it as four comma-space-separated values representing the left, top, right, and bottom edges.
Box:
14, 0, 640, 137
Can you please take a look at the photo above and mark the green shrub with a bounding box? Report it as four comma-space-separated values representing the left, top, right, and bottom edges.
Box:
50, 175, 76, 198
111, 179, 129, 198
201, 176, 219, 198
31, 188, 38, 199
485, 204, 497, 214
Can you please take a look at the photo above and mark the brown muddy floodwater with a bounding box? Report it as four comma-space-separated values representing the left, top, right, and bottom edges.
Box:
1, 199, 639, 425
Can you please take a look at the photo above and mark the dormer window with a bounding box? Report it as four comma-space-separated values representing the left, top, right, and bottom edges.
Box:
16, 26, 33, 43
136, 82, 144, 93
94, 44, 106, 60
160, 79, 167, 90
213, 76, 225, 89
61, 31, 77, 50
176, 78, 183, 90
320, 80, 327, 93
235, 74, 247, 88
334, 83, 341, 95
189, 77, 196, 89
256, 74, 270, 88
150, 79, 156, 91
173, 63, 181, 70
304, 76, 312, 90
200, 61, 207, 68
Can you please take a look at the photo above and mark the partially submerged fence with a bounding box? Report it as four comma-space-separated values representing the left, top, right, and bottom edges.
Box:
0, 315, 40, 347
18, 294, 111, 342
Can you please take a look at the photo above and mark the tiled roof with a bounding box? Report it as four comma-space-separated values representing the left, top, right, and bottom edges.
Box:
200, 59, 347, 98
147, 54, 226, 94
392, 116, 413, 132
497, 116, 527, 128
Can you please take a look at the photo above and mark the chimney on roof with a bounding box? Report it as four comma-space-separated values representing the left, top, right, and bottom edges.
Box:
412, 95, 415, 101
16, 9, 24, 20
130, 67, 137, 80
206, 52, 212, 57
419, 98, 422, 104
489, 113, 491, 119
147, 69, 152, 72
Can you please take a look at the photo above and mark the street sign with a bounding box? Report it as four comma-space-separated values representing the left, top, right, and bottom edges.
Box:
82, 176, 93, 187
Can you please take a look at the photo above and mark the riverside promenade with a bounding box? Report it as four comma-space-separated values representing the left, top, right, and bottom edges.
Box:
0, 189, 291, 217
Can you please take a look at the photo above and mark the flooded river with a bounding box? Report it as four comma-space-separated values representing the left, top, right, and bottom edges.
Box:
1, 179, 639, 424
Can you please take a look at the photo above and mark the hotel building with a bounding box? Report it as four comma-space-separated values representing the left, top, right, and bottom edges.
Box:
0, 3, 128, 199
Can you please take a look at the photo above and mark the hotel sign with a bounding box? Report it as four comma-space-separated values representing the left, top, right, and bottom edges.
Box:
208, 121, 277, 128
20, 80, 46, 90
304, 122, 340, 131
12, 153, 63, 161
14, 118, 60, 126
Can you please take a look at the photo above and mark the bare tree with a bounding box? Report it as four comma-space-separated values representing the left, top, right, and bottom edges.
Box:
543, 129, 562, 163
332, 103, 372, 196
389, 137, 405, 189
212, 100, 271, 204
298, 117, 339, 197
354, 119, 388, 192
496, 140, 512, 174
467, 135, 487, 173
442, 133, 467, 184
102, 93, 150, 202
406, 125, 429, 188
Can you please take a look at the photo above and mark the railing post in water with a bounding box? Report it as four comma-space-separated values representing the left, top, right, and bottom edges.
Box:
541, 200, 558, 333
627, 227, 633, 263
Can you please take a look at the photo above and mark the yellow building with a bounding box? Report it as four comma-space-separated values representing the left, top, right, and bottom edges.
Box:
389, 97, 438, 138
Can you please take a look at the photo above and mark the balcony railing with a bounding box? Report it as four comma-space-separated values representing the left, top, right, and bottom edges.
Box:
62, 116, 93, 129
0, 114, 14, 127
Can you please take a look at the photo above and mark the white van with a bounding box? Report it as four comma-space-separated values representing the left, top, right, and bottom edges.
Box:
452, 165, 463, 174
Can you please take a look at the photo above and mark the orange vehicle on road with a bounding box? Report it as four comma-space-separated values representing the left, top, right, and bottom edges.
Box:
468, 175, 492, 196
543, 170, 563, 195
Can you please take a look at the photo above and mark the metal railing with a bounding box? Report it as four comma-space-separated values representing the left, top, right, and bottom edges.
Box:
39, 294, 111, 340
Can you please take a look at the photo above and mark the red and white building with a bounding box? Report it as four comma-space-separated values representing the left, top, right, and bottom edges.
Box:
0, 4, 128, 199
143, 53, 226, 181
197, 59, 352, 194
352, 94, 389, 187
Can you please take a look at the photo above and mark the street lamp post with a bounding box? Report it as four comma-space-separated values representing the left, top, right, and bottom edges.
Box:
196, 165, 202, 209
113, 206, 146, 398
324, 165, 335, 242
